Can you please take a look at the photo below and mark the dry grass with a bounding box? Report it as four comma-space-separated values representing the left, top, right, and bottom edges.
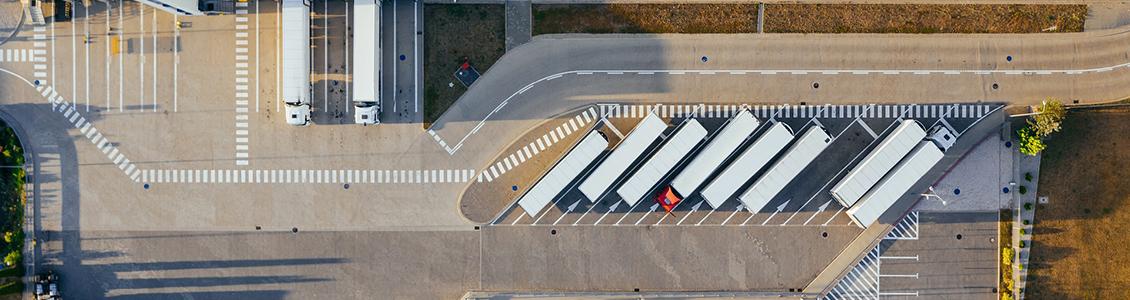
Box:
765, 4, 1086, 34
533, 4, 760, 35
423, 4, 505, 126
1027, 107, 1130, 299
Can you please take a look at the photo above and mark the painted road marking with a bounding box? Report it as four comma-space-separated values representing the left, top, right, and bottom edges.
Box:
35, 83, 139, 182
234, 7, 252, 165
478, 107, 598, 181
139, 168, 474, 184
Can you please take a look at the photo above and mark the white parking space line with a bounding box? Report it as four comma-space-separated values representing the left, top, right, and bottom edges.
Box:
151, 10, 157, 112
71, 7, 78, 111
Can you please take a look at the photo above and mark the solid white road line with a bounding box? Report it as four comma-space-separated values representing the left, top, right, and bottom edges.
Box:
105, 1, 110, 111
118, 0, 123, 112
152, 11, 157, 112
139, 5, 145, 111
323, 0, 328, 111
174, 14, 179, 112
84, 3, 90, 111
276, 0, 281, 112
255, 0, 260, 112
391, 0, 396, 113
71, 6, 77, 111
414, 0, 419, 113
344, 1, 349, 113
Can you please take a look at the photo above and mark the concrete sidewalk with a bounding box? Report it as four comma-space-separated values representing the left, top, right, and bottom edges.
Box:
505, 0, 531, 51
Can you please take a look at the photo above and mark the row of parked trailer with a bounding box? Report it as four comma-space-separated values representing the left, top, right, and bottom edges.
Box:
516, 107, 954, 229
281, 0, 381, 126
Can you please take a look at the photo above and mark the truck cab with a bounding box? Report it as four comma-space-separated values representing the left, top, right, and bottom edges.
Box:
354, 102, 379, 125
285, 102, 311, 126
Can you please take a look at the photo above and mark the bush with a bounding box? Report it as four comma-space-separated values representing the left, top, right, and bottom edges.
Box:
1017, 126, 1046, 156
1020, 228, 1028, 235
1024, 203, 1034, 211
1023, 219, 1031, 225
1002, 292, 1015, 300
3, 251, 18, 267
1029, 99, 1066, 137
1018, 186, 1028, 195
1002, 247, 1014, 266
1024, 172, 1033, 182
1019, 241, 1027, 248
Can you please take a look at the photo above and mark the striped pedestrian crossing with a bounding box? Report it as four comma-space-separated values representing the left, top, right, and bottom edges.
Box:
233, 7, 252, 165
36, 84, 141, 182
138, 168, 478, 184
601, 103, 993, 120
478, 107, 599, 183
0, 48, 40, 63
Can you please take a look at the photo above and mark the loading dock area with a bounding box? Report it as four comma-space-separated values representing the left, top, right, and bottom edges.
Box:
485, 102, 1003, 231
616, 119, 707, 206
831, 120, 927, 208
739, 125, 832, 214
579, 113, 668, 201
669, 109, 761, 201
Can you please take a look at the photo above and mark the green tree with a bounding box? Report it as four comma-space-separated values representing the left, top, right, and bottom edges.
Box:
3, 250, 19, 267
1029, 99, 1066, 137
1018, 126, 1046, 156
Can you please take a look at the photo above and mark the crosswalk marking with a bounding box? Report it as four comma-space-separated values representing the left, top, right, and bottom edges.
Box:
477, 107, 600, 181
233, 5, 252, 165
586, 103, 1001, 120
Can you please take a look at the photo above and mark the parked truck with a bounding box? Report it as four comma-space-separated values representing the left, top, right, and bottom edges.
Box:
352, 0, 380, 125
282, 0, 312, 126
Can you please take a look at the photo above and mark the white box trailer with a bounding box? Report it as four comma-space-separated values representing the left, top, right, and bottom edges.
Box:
517, 130, 609, 216
282, 0, 311, 126
700, 122, 794, 208
830, 120, 926, 208
616, 119, 707, 206
352, 0, 380, 125
739, 126, 831, 213
669, 109, 760, 200
579, 113, 667, 201
847, 141, 944, 228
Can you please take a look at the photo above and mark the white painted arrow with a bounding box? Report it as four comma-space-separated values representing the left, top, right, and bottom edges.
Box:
676, 201, 703, 225
802, 201, 832, 225
721, 204, 744, 225
635, 203, 660, 226
552, 199, 581, 225
591, 201, 621, 225
762, 199, 791, 226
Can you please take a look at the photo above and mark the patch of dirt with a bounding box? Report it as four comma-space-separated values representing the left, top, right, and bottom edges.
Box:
533, 4, 760, 35
765, 4, 1086, 33
1027, 107, 1130, 299
423, 4, 505, 127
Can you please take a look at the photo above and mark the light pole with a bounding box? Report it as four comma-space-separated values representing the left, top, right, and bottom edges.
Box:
921, 186, 947, 206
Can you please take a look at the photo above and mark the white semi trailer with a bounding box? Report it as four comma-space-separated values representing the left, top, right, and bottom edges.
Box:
352, 0, 380, 125
282, 0, 312, 126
